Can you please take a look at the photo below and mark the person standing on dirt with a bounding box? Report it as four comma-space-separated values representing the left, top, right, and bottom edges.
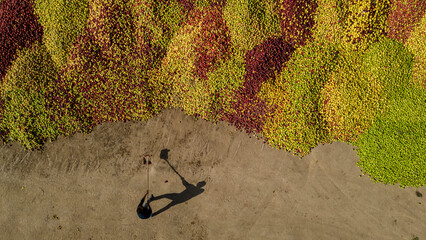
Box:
137, 190, 153, 219
137, 155, 153, 219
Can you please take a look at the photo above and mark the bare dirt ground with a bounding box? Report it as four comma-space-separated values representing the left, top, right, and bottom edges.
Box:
0, 108, 424, 240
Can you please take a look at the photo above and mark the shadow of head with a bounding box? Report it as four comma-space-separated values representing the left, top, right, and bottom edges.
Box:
160, 149, 170, 160
197, 181, 206, 188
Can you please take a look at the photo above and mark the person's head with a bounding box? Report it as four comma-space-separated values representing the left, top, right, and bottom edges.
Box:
137, 205, 152, 219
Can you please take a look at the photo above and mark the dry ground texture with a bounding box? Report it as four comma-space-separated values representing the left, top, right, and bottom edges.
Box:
0, 109, 424, 239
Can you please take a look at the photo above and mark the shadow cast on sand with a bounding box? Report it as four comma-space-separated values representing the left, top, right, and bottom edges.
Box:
151, 149, 206, 217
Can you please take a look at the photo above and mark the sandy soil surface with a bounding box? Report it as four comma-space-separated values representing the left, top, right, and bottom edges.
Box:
0, 108, 424, 240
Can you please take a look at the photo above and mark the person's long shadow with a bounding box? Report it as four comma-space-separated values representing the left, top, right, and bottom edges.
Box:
151, 149, 206, 217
